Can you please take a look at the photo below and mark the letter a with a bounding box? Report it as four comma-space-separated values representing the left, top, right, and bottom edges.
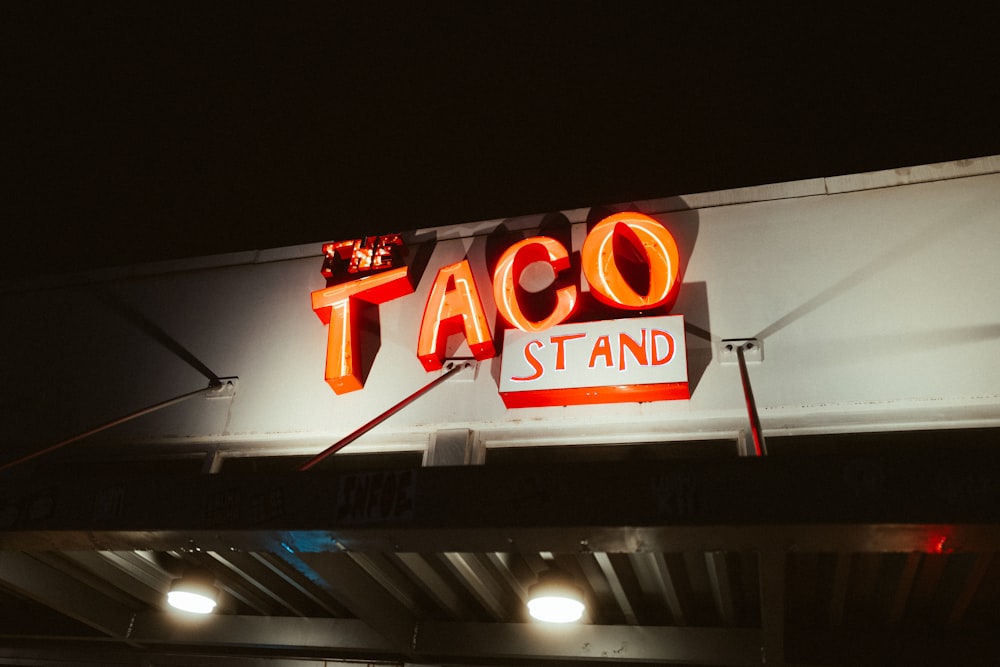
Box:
417, 260, 496, 371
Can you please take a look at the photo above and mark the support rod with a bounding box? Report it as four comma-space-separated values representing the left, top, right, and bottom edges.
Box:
0, 386, 212, 474
736, 345, 765, 456
299, 362, 470, 471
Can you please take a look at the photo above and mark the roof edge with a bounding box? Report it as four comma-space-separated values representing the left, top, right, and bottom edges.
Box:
5, 154, 998, 291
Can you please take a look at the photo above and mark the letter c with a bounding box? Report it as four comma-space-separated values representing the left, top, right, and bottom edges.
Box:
493, 236, 577, 332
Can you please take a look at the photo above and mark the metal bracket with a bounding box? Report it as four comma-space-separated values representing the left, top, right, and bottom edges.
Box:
718, 339, 763, 365
205, 377, 239, 399
441, 359, 478, 382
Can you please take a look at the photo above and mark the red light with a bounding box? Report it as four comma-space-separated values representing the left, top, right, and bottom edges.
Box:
312, 214, 693, 407
929, 533, 953, 554
311, 267, 415, 394
417, 260, 496, 371
580, 212, 681, 311
321, 235, 406, 281
493, 236, 577, 332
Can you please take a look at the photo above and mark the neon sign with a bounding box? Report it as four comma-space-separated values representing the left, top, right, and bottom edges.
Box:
580, 212, 680, 310
311, 213, 689, 406
493, 236, 577, 332
320, 234, 406, 279
311, 234, 414, 394
499, 315, 688, 407
417, 260, 496, 371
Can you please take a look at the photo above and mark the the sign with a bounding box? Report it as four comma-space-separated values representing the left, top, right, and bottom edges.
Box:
499, 315, 689, 407
311, 212, 690, 407
334, 470, 416, 524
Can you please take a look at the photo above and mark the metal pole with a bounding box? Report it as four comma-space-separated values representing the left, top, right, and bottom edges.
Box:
299, 362, 471, 471
736, 345, 765, 456
0, 385, 212, 474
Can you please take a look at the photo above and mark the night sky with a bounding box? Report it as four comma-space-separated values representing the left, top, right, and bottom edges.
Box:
6, 4, 998, 279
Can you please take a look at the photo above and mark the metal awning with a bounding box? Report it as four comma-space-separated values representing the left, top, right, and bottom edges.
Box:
3, 436, 1000, 666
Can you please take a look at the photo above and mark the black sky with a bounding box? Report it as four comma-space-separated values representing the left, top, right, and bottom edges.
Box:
5, 4, 999, 279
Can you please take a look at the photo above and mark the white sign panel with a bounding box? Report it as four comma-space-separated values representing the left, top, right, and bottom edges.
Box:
499, 315, 689, 408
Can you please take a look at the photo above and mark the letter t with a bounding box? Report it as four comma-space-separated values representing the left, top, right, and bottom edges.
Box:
311, 267, 414, 394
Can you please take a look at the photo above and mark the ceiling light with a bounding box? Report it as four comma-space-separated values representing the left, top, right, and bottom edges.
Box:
167, 570, 219, 614
527, 570, 585, 623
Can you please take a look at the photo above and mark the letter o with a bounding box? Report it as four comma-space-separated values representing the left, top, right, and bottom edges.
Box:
581, 212, 680, 310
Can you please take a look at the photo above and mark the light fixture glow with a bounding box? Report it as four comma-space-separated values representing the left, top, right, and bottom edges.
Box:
167, 590, 217, 614
527, 570, 585, 623
527, 594, 585, 623
167, 571, 219, 614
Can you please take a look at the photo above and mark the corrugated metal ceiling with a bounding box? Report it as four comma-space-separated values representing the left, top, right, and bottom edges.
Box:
3, 432, 1000, 666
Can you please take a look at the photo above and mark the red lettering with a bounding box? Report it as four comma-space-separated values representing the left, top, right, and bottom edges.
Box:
511, 339, 545, 382
580, 212, 681, 310
314, 214, 689, 399
321, 234, 405, 280
493, 237, 577, 332
588, 335, 614, 368
550, 333, 586, 370
618, 329, 648, 371
651, 329, 675, 365
311, 267, 414, 394
417, 260, 496, 371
